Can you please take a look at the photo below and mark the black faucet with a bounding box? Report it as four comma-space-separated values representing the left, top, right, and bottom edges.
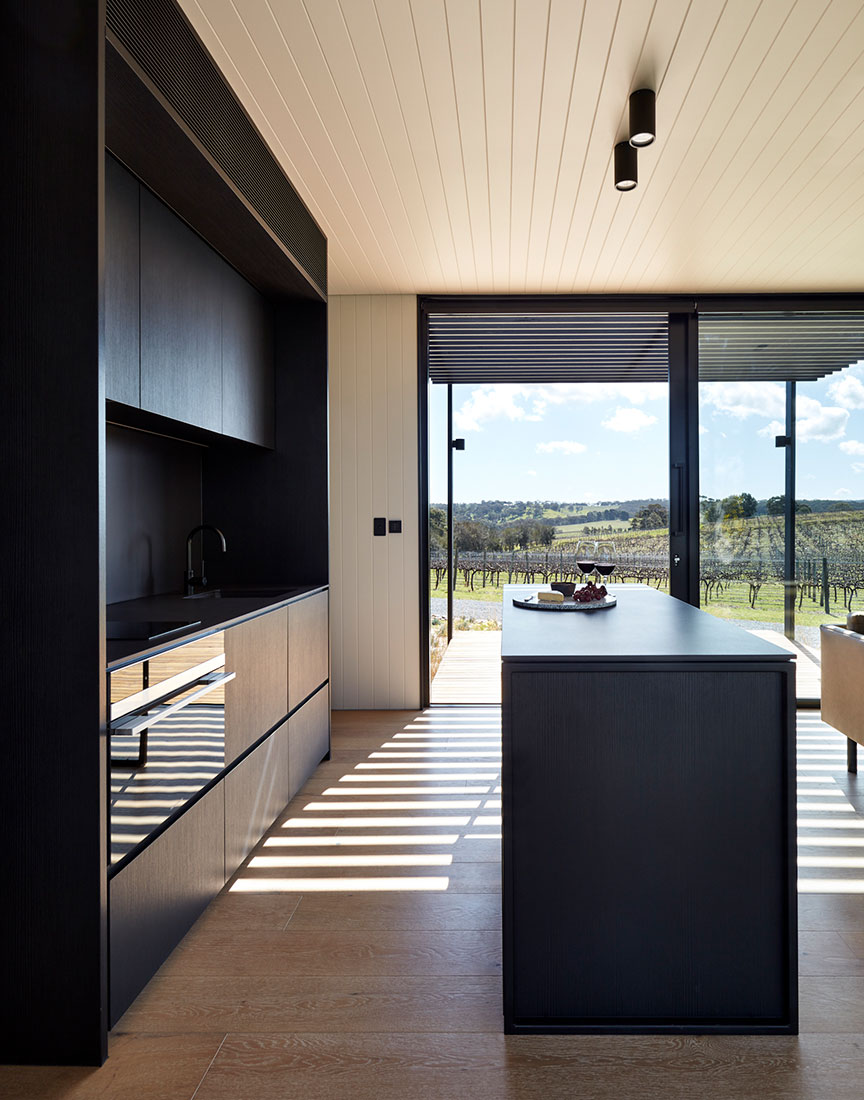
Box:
185, 525, 227, 594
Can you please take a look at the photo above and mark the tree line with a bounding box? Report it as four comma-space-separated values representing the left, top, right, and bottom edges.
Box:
429, 508, 554, 551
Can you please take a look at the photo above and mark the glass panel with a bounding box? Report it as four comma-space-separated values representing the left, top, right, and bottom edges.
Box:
429, 379, 669, 703
698, 375, 788, 642
698, 311, 864, 702
428, 381, 449, 690
796, 366, 864, 700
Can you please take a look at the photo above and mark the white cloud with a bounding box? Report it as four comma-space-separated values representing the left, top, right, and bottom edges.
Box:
700, 384, 847, 441
454, 385, 538, 432
699, 424, 709, 435
853, 462, 864, 475
526, 469, 538, 477
835, 488, 853, 498
840, 440, 864, 456
752, 400, 848, 444
757, 419, 786, 439
795, 395, 848, 442
828, 365, 864, 410
601, 407, 658, 433
700, 381, 786, 420
453, 382, 665, 431
536, 440, 587, 455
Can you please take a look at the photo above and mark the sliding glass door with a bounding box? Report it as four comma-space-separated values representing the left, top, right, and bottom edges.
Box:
420, 299, 864, 707
698, 311, 864, 703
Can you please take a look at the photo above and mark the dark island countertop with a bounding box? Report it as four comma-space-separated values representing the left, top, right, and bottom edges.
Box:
502, 583, 795, 663
106, 584, 327, 670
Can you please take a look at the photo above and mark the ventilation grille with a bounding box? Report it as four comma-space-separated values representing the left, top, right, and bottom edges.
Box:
107, 0, 326, 297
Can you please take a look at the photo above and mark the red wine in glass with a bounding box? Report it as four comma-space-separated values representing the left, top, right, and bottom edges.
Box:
594, 540, 616, 582
575, 540, 597, 581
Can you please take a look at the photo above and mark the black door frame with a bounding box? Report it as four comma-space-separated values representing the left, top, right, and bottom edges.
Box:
418, 293, 864, 708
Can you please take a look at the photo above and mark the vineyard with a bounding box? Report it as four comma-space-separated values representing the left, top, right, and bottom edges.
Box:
431, 510, 864, 623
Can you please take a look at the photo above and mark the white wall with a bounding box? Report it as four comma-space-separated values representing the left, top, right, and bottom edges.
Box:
328, 295, 421, 709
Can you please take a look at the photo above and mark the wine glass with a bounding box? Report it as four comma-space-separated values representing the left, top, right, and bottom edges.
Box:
594, 540, 616, 587
575, 539, 597, 583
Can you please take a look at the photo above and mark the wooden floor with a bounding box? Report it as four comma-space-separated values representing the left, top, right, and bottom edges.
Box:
430, 630, 502, 704
749, 629, 822, 699
5, 708, 864, 1098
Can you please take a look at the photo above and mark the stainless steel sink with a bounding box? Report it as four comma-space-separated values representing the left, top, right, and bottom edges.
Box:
183, 586, 298, 600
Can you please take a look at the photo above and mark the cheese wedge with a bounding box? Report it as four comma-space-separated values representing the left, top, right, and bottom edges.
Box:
537, 590, 564, 603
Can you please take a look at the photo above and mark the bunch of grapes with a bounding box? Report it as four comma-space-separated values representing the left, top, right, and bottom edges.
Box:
573, 582, 607, 603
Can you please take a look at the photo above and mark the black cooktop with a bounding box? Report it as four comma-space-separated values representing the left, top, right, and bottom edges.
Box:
106, 620, 201, 642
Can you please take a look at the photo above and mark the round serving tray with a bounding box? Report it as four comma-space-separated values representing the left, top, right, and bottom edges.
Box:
512, 594, 617, 612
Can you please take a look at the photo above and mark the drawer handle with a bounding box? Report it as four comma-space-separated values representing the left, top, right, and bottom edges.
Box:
110, 653, 227, 721
111, 671, 236, 735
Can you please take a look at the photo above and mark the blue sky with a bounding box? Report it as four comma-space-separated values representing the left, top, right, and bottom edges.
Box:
429, 365, 864, 505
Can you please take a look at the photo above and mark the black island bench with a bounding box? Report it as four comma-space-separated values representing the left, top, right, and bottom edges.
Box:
501, 584, 797, 1034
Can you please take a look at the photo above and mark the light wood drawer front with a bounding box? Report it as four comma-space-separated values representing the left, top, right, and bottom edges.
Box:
225, 609, 288, 764
224, 720, 290, 873
288, 688, 330, 800
288, 591, 329, 711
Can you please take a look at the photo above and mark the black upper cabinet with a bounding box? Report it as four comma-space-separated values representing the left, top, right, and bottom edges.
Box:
140, 188, 223, 434
105, 155, 140, 407
107, 163, 275, 446
222, 265, 275, 448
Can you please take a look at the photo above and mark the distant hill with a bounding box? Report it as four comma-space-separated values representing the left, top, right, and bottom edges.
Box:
433, 497, 864, 527
431, 498, 667, 527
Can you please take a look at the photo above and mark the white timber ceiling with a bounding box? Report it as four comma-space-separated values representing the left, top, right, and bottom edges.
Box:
179, 0, 864, 296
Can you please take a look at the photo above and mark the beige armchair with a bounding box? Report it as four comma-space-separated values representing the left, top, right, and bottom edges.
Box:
821, 624, 864, 773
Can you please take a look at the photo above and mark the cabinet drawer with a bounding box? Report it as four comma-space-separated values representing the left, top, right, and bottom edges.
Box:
288, 591, 329, 711
224, 720, 290, 873
288, 687, 330, 800
225, 609, 288, 764
109, 782, 225, 1027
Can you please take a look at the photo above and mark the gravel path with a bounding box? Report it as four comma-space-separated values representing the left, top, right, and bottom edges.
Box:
431, 596, 502, 623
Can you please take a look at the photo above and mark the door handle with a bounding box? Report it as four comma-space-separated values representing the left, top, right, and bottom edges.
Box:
671, 463, 684, 536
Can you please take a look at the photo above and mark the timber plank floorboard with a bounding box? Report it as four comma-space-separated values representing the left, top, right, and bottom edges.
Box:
6, 710, 864, 1098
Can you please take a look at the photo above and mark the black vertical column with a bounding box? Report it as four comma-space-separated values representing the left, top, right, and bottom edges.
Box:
0, 0, 107, 1065
447, 384, 454, 641
668, 312, 700, 606
784, 381, 797, 640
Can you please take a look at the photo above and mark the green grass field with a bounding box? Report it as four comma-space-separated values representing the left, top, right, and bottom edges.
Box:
430, 571, 844, 628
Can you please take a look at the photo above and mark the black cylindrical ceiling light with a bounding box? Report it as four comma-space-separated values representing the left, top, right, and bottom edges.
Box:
614, 141, 637, 191
629, 88, 656, 147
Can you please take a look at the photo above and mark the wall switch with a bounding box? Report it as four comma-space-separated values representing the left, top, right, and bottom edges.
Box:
388, 519, 402, 533
373, 517, 386, 536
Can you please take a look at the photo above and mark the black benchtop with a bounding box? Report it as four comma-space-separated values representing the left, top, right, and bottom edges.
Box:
106, 584, 327, 669
502, 584, 795, 663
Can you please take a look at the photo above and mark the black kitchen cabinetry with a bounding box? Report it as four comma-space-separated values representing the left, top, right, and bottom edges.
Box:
105, 154, 140, 407
108, 594, 331, 1026
109, 781, 225, 1027
105, 160, 276, 447
140, 187, 223, 433
222, 264, 275, 447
